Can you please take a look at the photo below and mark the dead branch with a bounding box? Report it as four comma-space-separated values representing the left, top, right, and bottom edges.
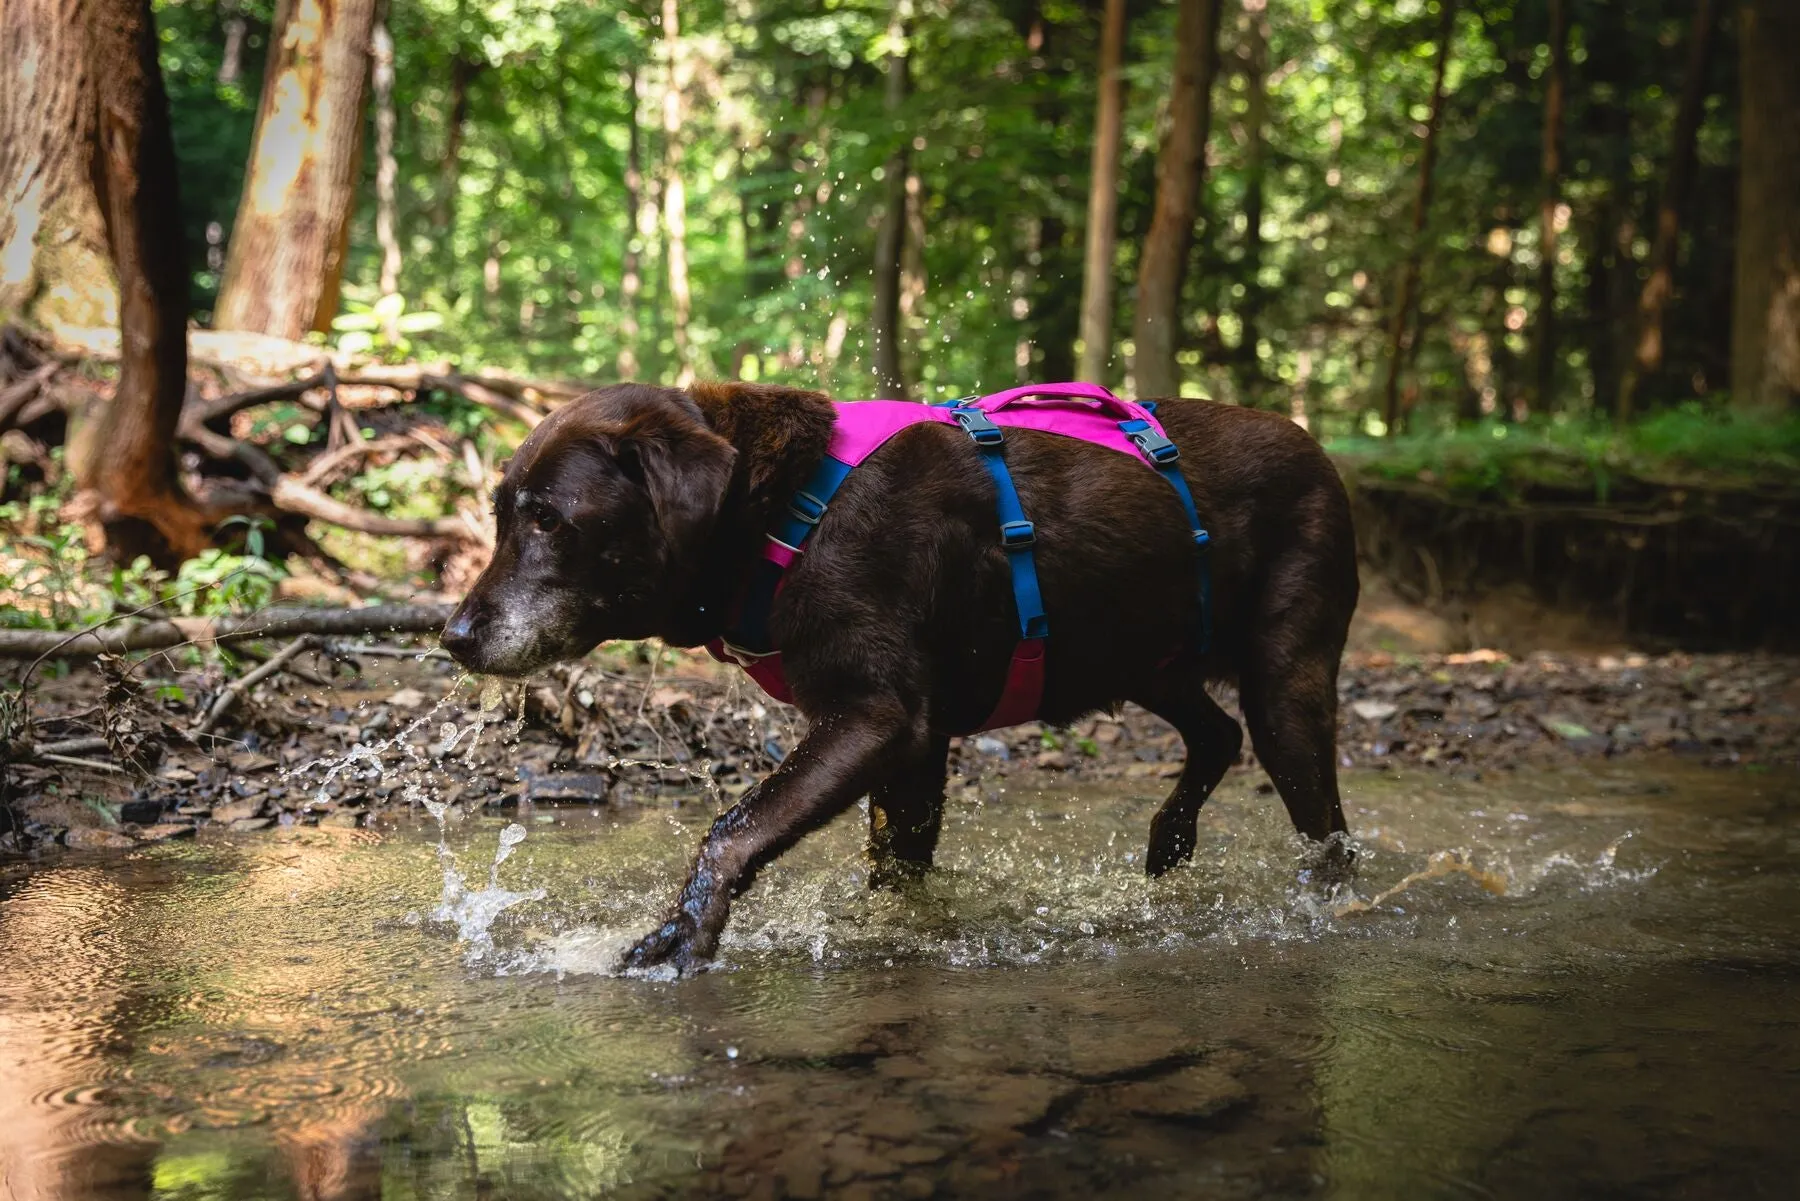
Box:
269, 476, 476, 540
36, 753, 125, 774
186, 368, 329, 429
196, 634, 315, 733
0, 603, 454, 659
298, 434, 414, 487
418, 372, 544, 428
0, 362, 61, 430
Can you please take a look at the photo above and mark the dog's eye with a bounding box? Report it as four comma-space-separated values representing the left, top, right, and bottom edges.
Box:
534, 507, 562, 534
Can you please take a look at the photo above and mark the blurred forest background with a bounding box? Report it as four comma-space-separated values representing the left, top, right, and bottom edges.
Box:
0, 0, 1796, 645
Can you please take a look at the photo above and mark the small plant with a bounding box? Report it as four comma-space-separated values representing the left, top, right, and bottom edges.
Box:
331, 291, 445, 360
169, 516, 287, 616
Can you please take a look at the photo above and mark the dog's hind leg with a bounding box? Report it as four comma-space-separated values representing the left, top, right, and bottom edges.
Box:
867, 730, 951, 888
1133, 668, 1244, 877
1238, 560, 1352, 847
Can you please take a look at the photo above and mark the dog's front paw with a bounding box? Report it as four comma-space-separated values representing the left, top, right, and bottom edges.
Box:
1299, 832, 1359, 890
1145, 809, 1199, 877
620, 916, 711, 976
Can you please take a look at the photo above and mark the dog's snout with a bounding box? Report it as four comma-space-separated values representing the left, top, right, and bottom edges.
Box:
440, 603, 482, 663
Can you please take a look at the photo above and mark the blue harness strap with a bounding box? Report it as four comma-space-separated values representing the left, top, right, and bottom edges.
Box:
733, 452, 854, 652
1117, 418, 1213, 654
948, 404, 1049, 640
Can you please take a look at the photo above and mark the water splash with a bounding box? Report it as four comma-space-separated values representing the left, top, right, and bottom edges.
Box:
431, 822, 546, 964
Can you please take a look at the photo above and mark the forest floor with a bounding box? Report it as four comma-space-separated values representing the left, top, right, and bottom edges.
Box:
6, 617, 1797, 852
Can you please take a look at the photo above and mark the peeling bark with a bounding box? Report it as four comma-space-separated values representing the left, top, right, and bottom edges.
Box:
213, 0, 378, 339
0, 0, 116, 328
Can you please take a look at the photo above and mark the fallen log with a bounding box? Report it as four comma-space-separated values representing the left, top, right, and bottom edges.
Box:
0, 603, 454, 659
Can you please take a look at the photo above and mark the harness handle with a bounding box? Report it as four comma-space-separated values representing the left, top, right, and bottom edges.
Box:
971, 382, 1144, 423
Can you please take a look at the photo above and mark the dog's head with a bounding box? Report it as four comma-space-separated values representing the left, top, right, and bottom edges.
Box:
440, 384, 738, 676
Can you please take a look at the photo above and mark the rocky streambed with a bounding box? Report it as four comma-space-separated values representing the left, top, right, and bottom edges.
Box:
4, 645, 1797, 850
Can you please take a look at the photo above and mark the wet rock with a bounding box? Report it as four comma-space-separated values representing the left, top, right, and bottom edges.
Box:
119, 799, 163, 825
229, 817, 274, 832
63, 827, 136, 850
210, 798, 263, 825
1351, 699, 1399, 722
1537, 713, 1595, 740
386, 687, 431, 710
319, 810, 364, 828
133, 823, 196, 842
518, 767, 610, 803
1108, 1063, 1250, 1124
226, 751, 279, 774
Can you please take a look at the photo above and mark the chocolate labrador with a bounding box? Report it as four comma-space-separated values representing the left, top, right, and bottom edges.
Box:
441, 382, 1357, 972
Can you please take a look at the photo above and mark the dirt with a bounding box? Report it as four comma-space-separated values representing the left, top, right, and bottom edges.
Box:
5, 636, 1797, 853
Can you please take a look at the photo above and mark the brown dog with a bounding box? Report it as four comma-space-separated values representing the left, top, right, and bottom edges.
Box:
441, 382, 1357, 972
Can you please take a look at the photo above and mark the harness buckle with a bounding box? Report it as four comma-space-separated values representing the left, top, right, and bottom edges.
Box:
788, 489, 828, 525
952, 406, 1006, 447
1193, 528, 1211, 549
1126, 427, 1181, 465
1000, 519, 1036, 548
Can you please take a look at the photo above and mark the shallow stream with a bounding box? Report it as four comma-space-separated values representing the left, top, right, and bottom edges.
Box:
2, 759, 1796, 1198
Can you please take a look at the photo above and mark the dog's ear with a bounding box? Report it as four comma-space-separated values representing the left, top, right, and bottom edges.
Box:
686, 381, 834, 494
615, 410, 739, 567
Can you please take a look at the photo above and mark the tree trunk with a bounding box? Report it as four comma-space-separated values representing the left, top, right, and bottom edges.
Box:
435, 51, 479, 231
1533, 0, 1566, 411
1076, 0, 1128, 385
661, 0, 693, 386
1132, 0, 1224, 399
371, 8, 401, 335
619, 64, 643, 380
1730, 0, 1800, 413
213, 0, 377, 339
1238, 0, 1271, 405
1617, 0, 1719, 421
1379, 0, 1457, 434
1581, 0, 1634, 419
80, 0, 217, 563
870, 1, 913, 399
0, 0, 117, 329
219, 1, 248, 85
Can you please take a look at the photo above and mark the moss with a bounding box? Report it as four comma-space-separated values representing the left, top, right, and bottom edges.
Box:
1328, 405, 1800, 502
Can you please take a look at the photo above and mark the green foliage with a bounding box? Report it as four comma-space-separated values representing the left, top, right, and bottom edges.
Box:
0, 489, 287, 631
146, 0, 1759, 436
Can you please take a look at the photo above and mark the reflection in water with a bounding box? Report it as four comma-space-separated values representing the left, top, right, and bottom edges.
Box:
0, 761, 1796, 1198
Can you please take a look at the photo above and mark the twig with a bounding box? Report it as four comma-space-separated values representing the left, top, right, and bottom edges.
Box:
299, 435, 413, 487
0, 603, 454, 659
323, 640, 450, 660
33, 736, 111, 757
196, 635, 316, 734
36, 753, 125, 774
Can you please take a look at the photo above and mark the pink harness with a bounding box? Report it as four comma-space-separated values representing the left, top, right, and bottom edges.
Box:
705, 383, 1207, 732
